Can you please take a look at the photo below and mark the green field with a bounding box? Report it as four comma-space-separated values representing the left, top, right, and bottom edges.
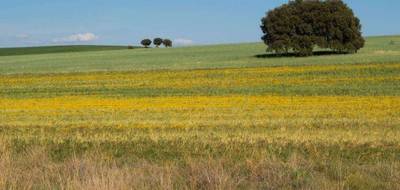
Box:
0, 36, 399, 189
0, 45, 131, 57
1, 36, 400, 75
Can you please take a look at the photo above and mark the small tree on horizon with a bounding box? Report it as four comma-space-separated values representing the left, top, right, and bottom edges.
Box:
141, 39, 152, 48
163, 39, 173, 48
153, 38, 163, 48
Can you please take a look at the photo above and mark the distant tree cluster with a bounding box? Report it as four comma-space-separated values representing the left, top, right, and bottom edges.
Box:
261, 0, 365, 56
140, 38, 173, 48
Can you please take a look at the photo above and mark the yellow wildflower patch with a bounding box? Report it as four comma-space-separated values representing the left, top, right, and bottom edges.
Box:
1, 63, 398, 89
1, 95, 399, 128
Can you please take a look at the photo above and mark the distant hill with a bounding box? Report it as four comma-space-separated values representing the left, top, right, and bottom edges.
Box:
0, 45, 136, 56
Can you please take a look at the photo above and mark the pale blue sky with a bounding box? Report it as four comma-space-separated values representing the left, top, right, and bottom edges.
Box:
1, 0, 399, 47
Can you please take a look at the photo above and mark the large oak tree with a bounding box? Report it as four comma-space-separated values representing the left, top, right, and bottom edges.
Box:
261, 0, 364, 56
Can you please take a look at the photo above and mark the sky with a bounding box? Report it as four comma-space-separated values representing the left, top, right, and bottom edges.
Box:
1, 0, 399, 47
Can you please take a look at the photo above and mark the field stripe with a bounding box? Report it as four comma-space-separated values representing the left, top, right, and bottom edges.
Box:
1, 95, 399, 128
1, 62, 399, 97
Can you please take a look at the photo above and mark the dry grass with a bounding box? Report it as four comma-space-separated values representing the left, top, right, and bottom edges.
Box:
1, 140, 399, 190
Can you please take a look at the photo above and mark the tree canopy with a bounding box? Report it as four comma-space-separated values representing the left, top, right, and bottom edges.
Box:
141, 39, 152, 48
153, 38, 163, 47
261, 0, 365, 56
163, 39, 173, 47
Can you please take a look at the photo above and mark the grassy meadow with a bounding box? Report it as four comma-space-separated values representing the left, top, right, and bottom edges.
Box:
0, 36, 400, 189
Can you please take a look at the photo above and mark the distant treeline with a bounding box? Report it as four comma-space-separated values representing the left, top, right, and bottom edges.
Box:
141, 38, 173, 48
0, 45, 134, 56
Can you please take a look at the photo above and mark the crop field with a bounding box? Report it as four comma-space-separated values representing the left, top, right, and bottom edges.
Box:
0, 36, 400, 189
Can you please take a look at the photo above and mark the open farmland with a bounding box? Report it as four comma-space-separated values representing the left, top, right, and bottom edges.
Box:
1, 36, 400, 189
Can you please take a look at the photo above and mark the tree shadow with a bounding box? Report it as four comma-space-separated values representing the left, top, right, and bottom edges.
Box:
254, 51, 349, 58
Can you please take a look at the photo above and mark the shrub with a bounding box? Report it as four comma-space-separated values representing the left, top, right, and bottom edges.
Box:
163, 39, 173, 48
261, 0, 365, 56
141, 39, 152, 48
153, 38, 163, 48
127, 45, 134, 49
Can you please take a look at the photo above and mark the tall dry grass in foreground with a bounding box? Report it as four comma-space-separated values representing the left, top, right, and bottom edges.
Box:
1, 140, 399, 190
